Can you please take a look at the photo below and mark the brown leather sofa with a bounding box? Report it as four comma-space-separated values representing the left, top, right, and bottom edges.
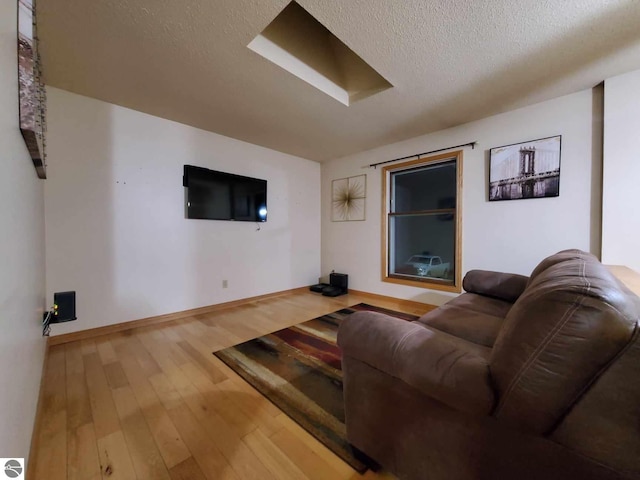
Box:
338, 250, 640, 480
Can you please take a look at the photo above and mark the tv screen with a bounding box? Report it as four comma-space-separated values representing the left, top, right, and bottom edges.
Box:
183, 165, 267, 222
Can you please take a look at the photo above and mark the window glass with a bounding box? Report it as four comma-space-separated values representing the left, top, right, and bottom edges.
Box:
391, 162, 456, 213
383, 154, 461, 290
389, 214, 455, 281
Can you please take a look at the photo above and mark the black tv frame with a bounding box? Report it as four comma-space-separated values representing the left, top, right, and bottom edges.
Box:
183, 165, 267, 222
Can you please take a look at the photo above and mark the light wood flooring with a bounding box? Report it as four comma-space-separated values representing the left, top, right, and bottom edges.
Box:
29, 290, 434, 480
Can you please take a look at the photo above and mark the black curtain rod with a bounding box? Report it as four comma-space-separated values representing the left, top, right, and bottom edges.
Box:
368, 141, 477, 169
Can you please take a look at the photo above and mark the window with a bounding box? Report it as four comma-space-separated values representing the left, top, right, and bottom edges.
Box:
381, 151, 462, 292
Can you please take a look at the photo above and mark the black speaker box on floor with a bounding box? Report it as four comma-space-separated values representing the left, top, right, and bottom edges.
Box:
309, 283, 329, 293
322, 273, 348, 297
330, 273, 348, 289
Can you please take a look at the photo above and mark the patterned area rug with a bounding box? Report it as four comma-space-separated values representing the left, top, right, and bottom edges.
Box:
213, 303, 418, 473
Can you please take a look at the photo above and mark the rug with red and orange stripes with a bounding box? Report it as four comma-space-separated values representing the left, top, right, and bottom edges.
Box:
213, 303, 417, 473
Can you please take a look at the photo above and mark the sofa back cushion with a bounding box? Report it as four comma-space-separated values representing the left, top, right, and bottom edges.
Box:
463, 270, 529, 303
490, 250, 638, 434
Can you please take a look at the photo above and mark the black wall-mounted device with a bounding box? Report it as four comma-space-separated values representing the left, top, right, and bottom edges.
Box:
183, 165, 267, 222
43, 291, 77, 336
53, 291, 77, 322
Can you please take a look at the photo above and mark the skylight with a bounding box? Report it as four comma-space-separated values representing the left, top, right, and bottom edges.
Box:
248, 1, 393, 106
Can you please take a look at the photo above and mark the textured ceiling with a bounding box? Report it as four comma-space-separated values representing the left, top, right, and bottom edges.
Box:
38, 0, 640, 162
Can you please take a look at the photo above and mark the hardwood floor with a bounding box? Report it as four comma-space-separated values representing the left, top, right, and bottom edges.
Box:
29, 290, 434, 480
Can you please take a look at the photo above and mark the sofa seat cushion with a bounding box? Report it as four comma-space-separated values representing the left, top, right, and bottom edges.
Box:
416, 293, 511, 347
338, 311, 495, 415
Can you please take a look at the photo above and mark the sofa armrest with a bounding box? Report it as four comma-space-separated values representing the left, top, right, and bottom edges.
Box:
338, 311, 495, 415
463, 270, 529, 302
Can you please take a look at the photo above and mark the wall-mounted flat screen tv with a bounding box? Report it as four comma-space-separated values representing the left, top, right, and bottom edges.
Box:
183, 165, 267, 222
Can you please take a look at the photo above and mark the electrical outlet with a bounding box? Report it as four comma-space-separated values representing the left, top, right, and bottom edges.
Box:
222, 280, 228, 288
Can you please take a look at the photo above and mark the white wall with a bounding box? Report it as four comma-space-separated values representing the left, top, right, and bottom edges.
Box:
0, 0, 47, 462
322, 88, 603, 305
602, 69, 640, 273
45, 88, 320, 335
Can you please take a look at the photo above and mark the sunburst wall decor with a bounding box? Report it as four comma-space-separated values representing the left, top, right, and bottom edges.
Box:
332, 174, 366, 221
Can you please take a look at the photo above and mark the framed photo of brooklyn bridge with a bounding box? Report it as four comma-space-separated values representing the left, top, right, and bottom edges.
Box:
489, 135, 561, 201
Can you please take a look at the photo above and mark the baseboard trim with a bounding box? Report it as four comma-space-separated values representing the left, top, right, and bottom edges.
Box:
348, 289, 437, 314
47, 286, 309, 346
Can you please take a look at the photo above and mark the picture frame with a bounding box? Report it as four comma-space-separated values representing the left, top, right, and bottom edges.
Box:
331, 174, 366, 221
489, 135, 561, 201
18, 0, 47, 178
